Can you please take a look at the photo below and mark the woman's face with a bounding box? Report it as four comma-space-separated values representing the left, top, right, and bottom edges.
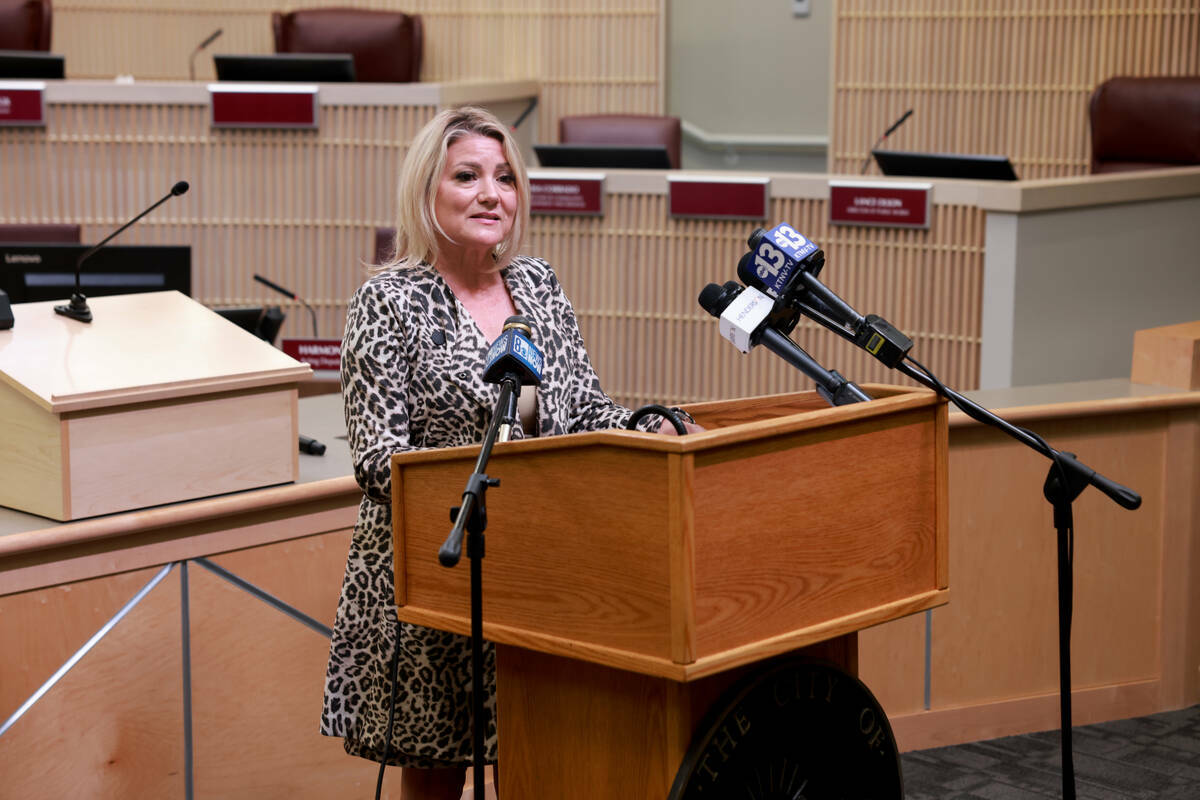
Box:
434, 134, 517, 261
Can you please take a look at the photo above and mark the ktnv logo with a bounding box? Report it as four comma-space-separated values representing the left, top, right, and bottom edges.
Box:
485, 327, 544, 383
752, 223, 819, 296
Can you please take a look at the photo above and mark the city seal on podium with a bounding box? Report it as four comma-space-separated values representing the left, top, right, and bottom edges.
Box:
668, 658, 903, 799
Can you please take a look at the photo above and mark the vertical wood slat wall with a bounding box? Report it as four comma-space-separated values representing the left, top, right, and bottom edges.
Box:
0, 102, 437, 342
532, 196, 985, 408
52, 0, 665, 142
832, 1, 1200, 179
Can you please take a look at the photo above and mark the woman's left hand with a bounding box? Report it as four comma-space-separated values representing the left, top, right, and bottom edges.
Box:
656, 418, 705, 436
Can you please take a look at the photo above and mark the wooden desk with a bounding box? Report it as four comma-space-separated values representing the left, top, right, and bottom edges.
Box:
3, 382, 1197, 794
0, 394, 370, 799
860, 379, 1200, 750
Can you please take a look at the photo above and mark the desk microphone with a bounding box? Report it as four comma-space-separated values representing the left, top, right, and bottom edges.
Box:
253, 273, 319, 337
189, 28, 223, 81
54, 181, 189, 323
860, 108, 913, 174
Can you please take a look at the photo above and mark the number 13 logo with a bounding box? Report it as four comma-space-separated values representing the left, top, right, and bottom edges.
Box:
772, 224, 807, 252
755, 242, 785, 279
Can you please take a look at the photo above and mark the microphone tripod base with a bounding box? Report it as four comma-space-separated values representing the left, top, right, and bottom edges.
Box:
54, 293, 93, 323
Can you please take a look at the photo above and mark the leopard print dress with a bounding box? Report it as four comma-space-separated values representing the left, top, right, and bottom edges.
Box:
320, 255, 643, 767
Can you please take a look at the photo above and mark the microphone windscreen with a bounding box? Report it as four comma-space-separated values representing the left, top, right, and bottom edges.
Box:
172, 181, 190, 196
502, 315, 533, 336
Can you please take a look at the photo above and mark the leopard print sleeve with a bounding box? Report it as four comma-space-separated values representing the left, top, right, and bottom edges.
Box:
341, 275, 416, 504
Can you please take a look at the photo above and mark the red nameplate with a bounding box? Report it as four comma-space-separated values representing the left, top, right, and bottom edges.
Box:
0, 82, 46, 127
209, 85, 319, 129
282, 338, 342, 371
829, 181, 931, 229
668, 176, 770, 220
530, 175, 605, 215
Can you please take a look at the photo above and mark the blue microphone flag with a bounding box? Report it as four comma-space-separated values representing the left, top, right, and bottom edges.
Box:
483, 326, 544, 385
749, 223, 821, 297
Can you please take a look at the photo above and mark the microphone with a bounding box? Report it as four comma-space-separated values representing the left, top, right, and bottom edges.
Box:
299, 434, 326, 455
54, 181, 190, 323
740, 224, 913, 368
860, 108, 913, 174
511, 97, 538, 132
438, 316, 544, 567
254, 273, 319, 338
698, 281, 871, 406
189, 28, 224, 82
484, 316, 544, 442
483, 316, 544, 387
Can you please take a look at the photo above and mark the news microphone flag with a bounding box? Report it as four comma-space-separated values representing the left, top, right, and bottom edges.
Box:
483, 323, 544, 385
747, 223, 822, 298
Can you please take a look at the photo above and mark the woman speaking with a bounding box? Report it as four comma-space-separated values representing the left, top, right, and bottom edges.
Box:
320, 106, 698, 798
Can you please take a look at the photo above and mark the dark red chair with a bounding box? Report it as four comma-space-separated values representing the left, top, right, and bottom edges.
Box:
1089, 76, 1200, 174
0, 223, 80, 242
559, 114, 683, 169
0, 0, 52, 51
374, 226, 396, 264
271, 7, 422, 84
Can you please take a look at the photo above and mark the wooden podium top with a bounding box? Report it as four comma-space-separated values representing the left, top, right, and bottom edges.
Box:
0, 291, 312, 413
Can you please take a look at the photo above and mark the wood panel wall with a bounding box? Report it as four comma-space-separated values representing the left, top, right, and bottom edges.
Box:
52, 0, 665, 139
533, 195, 985, 407
832, 1, 1200, 179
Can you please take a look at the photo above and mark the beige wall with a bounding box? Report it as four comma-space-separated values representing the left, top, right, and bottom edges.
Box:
667, 0, 832, 171
668, 0, 831, 138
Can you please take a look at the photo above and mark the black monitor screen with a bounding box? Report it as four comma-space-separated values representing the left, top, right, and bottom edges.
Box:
0, 244, 191, 303
0, 49, 65, 80
212, 306, 285, 345
534, 144, 673, 170
213, 54, 356, 83
872, 150, 1019, 181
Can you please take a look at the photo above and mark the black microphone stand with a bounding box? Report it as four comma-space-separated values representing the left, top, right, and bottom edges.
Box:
758, 326, 872, 406
437, 373, 520, 800
55, 181, 189, 323
797, 296, 1139, 800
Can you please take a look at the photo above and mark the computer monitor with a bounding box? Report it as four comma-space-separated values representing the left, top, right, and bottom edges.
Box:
872, 150, 1019, 181
212, 306, 286, 345
0, 50, 65, 80
0, 244, 191, 303
533, 144, 674, 170
213, 54, 356, 83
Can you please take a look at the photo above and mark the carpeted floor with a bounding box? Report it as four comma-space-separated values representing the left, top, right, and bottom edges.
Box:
900, 705, 1200, 799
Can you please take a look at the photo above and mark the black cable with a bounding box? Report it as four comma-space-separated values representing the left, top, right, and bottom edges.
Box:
625, 404, 688, 435
375, 620, 404, 800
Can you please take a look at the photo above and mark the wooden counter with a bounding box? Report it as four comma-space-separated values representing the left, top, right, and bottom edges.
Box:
2, 380, 1197, 794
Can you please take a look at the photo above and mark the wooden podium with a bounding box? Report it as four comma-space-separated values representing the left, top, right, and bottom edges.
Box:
0, 291, 312, 520
391, 386, 948, 798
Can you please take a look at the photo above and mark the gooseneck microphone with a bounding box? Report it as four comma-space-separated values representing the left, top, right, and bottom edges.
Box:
55, 180, 190, 323
698, 281, 872, 406
254, 273, 319, 338
860, 108, 914, 174
189, 28, 224, 81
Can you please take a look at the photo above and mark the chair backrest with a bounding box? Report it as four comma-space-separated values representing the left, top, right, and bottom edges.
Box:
374, 226, 396, 265
271, 7, 422, 84
0, 223, 80, 242
1089, 76, 1200, 174
559, 114, 683, 169
0, 0, 52, 51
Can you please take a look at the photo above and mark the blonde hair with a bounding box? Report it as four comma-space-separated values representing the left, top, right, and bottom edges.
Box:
381, 106, 530, 272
